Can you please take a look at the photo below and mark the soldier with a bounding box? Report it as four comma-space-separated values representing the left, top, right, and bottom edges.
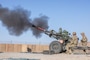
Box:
81, 32, 88, 46
66, 32, 78, 54
80, 32, 88, 53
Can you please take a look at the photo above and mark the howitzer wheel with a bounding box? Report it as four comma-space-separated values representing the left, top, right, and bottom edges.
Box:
49, 41, 63, 54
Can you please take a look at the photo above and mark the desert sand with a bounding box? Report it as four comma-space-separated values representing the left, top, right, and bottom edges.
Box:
0, 53, 90, 60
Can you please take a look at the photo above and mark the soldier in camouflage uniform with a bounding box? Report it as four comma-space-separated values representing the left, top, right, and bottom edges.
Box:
81, 32, 88, 47
80, 32, 88, 53
66, 32, 78, 54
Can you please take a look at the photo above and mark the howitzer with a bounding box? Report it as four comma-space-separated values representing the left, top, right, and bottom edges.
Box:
32, 24, 64, 40
32, 24, 71, 53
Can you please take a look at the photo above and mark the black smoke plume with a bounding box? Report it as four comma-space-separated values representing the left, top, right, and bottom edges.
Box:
0, 4, 49, 37
31, 16, 49, 38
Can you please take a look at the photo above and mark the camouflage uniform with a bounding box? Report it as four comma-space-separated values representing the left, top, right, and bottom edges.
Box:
81, 32, 88, 53
81, 32, 88, 47
66, 32, 78, 54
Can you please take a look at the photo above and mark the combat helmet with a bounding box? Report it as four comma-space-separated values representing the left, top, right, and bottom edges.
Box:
72, 32, 76, 35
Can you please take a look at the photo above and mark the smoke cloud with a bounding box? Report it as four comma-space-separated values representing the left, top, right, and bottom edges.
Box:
31, 16, 49, 38
0, 4, 49, 38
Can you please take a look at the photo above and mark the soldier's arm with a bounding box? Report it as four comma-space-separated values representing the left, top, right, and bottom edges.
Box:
85, 36, 88, 42
73, 36, 78, 45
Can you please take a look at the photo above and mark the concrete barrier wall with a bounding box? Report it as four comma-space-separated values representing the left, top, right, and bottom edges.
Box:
6, 44, 14, 52
0, 44, 49, 52
1, 42, 89, 53
0, 44, 6, 52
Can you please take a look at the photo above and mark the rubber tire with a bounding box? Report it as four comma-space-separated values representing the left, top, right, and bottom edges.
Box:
49, 41, 63, 54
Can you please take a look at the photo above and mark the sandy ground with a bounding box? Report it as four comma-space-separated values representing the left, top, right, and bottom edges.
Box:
0, 53, 90, 60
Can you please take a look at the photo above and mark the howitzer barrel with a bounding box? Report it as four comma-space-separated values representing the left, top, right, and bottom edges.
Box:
31, 24, 54, 36
31, 24, 64, 40
32, 24, 45, 31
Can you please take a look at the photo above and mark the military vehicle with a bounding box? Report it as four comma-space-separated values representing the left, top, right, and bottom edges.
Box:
32, 24, 71, 54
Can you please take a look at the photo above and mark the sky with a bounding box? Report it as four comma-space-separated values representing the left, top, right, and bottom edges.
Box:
0, 0, 90, 44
